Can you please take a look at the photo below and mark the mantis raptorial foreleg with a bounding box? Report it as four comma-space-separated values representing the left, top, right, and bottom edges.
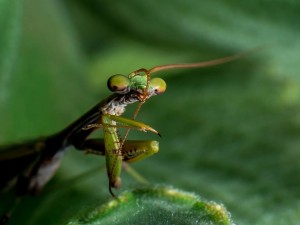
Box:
83, 138, 159, 163
86, 114, 160, 196
82, 139, 159, 186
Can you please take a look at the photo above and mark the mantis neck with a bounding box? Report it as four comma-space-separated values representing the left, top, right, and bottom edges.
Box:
100, 93, 140, 116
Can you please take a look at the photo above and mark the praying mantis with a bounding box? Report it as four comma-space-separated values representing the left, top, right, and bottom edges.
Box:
0, 51, 250, 223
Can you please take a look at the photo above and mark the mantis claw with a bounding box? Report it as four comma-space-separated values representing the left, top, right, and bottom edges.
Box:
109, 176, 121, 198
109, 185, 116, 198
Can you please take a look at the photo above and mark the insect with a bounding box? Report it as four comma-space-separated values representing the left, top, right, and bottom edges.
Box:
0, 51, 250, 223
81, 51, 249, 195
0, 70, 164, 223
82, 69, 166, 196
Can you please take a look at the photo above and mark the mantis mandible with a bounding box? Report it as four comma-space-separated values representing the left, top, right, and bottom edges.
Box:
0, 51, 249, 223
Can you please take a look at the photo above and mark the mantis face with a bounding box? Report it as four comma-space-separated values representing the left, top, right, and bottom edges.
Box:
107, 72, 167, 102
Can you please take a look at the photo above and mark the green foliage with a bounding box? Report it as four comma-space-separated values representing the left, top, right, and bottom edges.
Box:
1, 0, 300, 224
67, 186, 232, 225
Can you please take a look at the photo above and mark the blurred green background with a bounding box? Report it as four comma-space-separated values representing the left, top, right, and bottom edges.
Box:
1, 0, 300, 224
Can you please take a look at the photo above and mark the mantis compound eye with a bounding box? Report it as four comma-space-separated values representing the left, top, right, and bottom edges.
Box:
107, 75, 130, 94
150, 77, 167, 95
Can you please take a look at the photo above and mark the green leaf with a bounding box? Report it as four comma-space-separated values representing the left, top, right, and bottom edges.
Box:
66, 187, 233, 225
0, 0, 87, 142
1, 0, 300, 225
0, 0, 21, 117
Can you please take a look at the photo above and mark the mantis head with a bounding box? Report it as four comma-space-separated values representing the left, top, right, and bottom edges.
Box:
107, 71, 167, 102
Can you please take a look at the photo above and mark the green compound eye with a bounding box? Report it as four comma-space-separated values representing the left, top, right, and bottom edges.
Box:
107, 75, 130, 94
150, 77, 167, 95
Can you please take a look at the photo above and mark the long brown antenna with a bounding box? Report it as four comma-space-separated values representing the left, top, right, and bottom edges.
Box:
148, 49, 256, 74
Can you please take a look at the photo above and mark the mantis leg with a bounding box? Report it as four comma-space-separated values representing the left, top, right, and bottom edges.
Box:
82, 138, 159, 163
102, 114, 122, 194
100, 114, 160, 196
82, 138, 159, 186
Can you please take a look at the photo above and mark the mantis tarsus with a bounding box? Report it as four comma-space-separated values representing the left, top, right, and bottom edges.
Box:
0, 50, 250, 223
